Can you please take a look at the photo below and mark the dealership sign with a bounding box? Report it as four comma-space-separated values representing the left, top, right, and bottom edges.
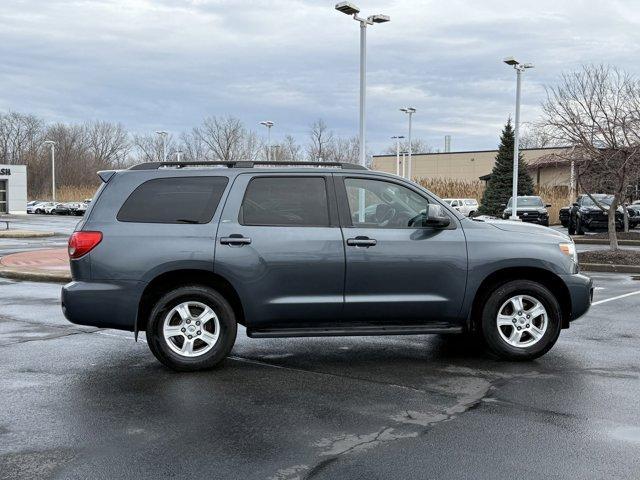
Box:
0, 168, 10, 175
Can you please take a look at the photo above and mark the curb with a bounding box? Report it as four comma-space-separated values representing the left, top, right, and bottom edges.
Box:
0, 267, 71, 283
579, 263, 640, 274
0, 230, 56, 238
573, 238, 640, 246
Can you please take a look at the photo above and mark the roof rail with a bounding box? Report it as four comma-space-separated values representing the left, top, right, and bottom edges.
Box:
128, 161, 368, 171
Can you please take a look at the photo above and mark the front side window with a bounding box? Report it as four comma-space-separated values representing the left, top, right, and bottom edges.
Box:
117, 176, 228, 224
344, 178, 435, 229
241, 177, 330, 227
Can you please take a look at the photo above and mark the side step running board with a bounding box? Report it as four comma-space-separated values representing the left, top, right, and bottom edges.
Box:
247, 325, 463, 339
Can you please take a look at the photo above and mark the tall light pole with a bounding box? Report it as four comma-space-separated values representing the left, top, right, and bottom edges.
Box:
503, 57, 534, 220
43, 141, 56, 202
260, 121, 275, 161
400, 107, 416, 180
155, 131, 168, 162
400, 150, 408, 178
335, 2, 390, 168
176, 150, 183, 162
391, 135, 404, 176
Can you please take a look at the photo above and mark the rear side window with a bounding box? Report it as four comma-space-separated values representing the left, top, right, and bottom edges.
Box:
240, 177, 330, 227
117, 176, 228, 224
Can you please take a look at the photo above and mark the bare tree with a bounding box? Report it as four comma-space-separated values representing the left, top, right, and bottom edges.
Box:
519, 123, 561, 149
132, 132, 176, 163
84, 120, 131, 168
194, 116, 247, 162
307, 119, 333, 162
542, 64, 640, 250
279, 134, 302, 162
384, 138, 431, 155
328, 136, 360, 163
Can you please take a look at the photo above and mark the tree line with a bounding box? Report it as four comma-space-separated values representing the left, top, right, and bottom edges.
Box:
0, 114, 371, 197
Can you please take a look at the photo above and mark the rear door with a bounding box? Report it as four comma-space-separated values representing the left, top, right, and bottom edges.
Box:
335, 174, 467, 325
215, 173, 345, 329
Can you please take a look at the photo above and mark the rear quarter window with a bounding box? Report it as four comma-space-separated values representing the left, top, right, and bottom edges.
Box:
117, 176, 229, 224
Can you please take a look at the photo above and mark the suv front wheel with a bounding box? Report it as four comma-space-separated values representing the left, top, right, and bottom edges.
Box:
146, 285, 237, 371
481, 280, 562, 361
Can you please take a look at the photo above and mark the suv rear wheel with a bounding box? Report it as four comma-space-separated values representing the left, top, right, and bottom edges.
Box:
146, 285, 237, 371
480, 280, 561, 361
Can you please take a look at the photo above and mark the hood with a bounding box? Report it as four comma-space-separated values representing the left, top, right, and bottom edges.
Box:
483, 219, 570, 241
503, 207, 547, 213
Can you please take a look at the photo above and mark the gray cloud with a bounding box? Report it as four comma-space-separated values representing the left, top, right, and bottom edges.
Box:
1, 0, 639, 154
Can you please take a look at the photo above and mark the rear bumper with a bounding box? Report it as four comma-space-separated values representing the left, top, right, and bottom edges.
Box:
560, 273, 593, 323
61, 280, 145, 331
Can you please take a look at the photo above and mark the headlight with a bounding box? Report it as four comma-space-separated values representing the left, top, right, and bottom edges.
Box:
559, 242, 578, 264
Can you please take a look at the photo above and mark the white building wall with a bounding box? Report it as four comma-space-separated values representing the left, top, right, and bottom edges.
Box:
0, 164, 28, 214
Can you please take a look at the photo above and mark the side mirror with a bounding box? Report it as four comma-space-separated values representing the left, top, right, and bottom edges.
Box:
545, 203, 552, 208
572, 202, 579, 207
420, 204, 451, 228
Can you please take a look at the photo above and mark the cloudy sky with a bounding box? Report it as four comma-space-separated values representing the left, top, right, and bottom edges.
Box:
1, 0, 639, 153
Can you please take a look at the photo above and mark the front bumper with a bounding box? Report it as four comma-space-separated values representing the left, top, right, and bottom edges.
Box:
61, 280, 145, 331
560, 273, 593, 324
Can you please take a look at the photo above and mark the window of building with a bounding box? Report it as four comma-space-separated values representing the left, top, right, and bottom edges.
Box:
240, 177, 330, 227
117, 176, 228, 224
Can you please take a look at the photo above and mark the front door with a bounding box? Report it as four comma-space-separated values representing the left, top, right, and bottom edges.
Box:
0, 180, 7, 213
215, 173, 345, 329
335, 175, 467, 325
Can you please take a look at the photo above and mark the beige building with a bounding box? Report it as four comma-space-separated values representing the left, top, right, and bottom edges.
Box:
372, 147, 573, 189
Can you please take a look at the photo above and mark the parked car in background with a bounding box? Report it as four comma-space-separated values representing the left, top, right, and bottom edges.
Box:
62, 161, 592, 371
559, 206, 571, 228
52, 203, 72, 215
502, 196, 550, 227
568, 194, 639, 234
442, 198, 479, 217
26, 200, 46, 214
71, 202, 87, 216
627, 200, 640, 217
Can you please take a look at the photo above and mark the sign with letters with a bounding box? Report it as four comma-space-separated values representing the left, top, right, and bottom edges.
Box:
0, 168, 10, 176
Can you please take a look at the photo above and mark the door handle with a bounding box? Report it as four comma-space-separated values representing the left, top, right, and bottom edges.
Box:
346, 236, 377, 247
220, 235, 252, 246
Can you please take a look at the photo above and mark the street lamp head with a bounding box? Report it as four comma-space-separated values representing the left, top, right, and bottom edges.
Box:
391, 135, 405, 139
400, 107, 416, 114
335, 2, 360, 15
522, 63, 534, 69
43, 140, 56, 145
260, 121, 274, 128
503, 57, 519, 66
155, 131, 168, 136
368, 14, 390, 23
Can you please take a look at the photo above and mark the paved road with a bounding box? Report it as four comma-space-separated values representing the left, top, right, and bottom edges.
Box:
0, 273, 639, 479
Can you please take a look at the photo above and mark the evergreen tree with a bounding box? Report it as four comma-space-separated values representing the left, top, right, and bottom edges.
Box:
479, 119, 535, 216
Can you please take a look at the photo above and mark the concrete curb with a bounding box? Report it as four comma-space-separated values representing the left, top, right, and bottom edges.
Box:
0, 230, 56, 238
0, 267, 71, 283
579, 263, 640, 274
573, 237, 640, 246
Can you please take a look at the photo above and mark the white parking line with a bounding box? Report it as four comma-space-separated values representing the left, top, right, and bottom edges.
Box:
592, 290, 640, 306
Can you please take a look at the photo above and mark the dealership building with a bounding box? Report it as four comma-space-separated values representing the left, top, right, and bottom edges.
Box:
0, 164, 28, 214
372, 147, 574, 189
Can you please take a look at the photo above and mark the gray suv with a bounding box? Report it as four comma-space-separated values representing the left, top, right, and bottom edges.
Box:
61, 161, 592, 371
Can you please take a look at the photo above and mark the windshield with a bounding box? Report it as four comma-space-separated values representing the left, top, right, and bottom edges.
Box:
507, 197, 543, 208
582, 195, 613, 207
464, 199, 478, 206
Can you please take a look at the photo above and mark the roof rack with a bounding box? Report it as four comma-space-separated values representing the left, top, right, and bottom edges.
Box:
128, 161, 368, 171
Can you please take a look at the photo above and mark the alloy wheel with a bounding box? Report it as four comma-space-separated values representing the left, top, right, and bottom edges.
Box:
162, 301, 220, 357
496, 294, 548, 348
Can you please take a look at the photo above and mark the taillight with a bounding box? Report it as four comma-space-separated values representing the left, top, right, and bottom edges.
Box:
68, 231, 102, 259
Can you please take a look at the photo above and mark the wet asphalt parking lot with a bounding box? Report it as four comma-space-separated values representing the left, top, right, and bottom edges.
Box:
1, 215, 640, 479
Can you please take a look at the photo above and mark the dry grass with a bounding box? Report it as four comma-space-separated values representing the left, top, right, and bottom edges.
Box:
418, 178, 571, 225
30, 185, 100, 203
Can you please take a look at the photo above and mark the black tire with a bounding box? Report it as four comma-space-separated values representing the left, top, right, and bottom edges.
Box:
541, 220, 549, 227
480, 280, 562, 361
146, 285, 237, 371
35, 209, 43, 214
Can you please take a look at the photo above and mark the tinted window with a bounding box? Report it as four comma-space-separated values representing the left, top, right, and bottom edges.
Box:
344, 178, 436, 229
507, 196, 544, 207
241, 177, 330, 226
117, 176, 228, 224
